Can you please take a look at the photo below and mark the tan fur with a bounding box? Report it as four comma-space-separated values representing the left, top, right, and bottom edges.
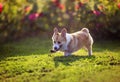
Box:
68, 30, 93, 54
52, 28, 93, 56
52, 33, 66, 44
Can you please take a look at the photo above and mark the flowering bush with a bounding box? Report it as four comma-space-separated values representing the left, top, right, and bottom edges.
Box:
48, 0, 120, 40
0, 0, 120, 42
0, 0, 48, 42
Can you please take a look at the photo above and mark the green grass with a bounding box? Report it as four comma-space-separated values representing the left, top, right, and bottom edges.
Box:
0, 37, 120, 82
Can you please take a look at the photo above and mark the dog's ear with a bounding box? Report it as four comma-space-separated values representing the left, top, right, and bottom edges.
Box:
61, 28, 67, 37
54, 27, 58, 34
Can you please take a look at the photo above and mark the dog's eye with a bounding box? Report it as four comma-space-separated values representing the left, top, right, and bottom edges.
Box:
58, 41, 61, 44
54, 41, 56, 43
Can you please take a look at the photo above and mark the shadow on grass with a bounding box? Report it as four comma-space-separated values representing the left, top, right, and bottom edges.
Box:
0, 45, 52, 60
54, 55, 95, 67
0, 45, 50, 55
0, 38, 52, 60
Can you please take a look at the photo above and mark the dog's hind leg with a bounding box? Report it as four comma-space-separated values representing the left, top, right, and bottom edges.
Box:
88, 46, 92, 56
85, 45, 92, 56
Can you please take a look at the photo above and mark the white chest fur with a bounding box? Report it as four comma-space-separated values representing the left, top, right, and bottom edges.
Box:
60, 33, 72, 51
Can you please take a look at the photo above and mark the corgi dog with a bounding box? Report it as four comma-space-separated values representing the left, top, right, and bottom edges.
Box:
51, 28, 93, 56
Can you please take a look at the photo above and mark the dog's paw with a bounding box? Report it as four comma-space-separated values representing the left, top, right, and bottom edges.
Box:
64, 52, 71, 56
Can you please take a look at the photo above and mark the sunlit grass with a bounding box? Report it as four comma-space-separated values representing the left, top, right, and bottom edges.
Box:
0, 37, 120, 82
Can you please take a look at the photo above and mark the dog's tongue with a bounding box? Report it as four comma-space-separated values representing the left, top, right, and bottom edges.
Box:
50, 50, 56, 53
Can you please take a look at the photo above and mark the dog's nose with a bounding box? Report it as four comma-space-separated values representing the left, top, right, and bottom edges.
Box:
54, 47, 58, 50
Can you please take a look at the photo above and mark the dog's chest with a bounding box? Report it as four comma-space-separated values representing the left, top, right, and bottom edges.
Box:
60, 44, 68, 51
60, 33, 72, 51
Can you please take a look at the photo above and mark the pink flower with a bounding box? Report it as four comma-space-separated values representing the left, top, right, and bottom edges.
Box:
117, 3, 120, 9
75, 2, 84, 10
93, 10, 101, 16
0, 3, 3, 13
75, 4, 80, 10
58, 4, 65, 10
28, 13, 39, 21
52, 0, 59, 6
24, 6, 31, 12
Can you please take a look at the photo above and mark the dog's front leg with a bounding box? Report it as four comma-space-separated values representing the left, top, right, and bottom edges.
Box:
64, 52, 71, 56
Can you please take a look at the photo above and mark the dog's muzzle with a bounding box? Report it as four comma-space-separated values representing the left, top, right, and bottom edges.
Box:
54, 44, 62, 51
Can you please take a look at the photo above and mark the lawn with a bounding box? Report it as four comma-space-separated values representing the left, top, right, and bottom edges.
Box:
0, 37, 120, 82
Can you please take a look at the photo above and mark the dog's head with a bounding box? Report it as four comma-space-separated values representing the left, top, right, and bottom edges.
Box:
52, 28, 67, 51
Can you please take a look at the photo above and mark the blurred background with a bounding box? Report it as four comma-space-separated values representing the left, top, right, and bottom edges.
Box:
0, 0, 120, 43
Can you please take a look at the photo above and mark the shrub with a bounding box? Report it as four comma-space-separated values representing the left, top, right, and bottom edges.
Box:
0, 0, 120, 42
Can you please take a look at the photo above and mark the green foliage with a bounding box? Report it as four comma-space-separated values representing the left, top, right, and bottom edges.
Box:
0, 37, 120, 82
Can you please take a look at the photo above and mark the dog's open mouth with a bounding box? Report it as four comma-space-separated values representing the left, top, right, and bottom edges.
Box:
50, 50, 56, 53
57, 44, 62, 51
50, 45, 62, 53
55, 44, 62, 51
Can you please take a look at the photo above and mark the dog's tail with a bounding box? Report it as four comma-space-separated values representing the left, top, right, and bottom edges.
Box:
81, 28, 89, 33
